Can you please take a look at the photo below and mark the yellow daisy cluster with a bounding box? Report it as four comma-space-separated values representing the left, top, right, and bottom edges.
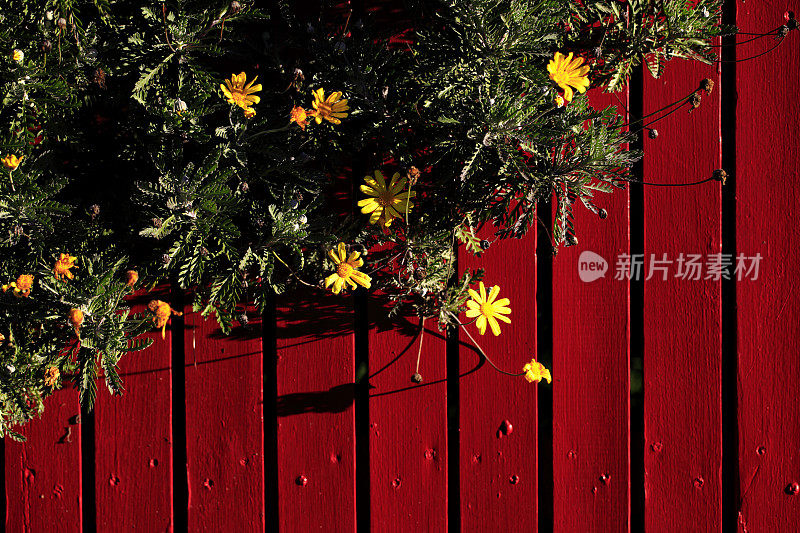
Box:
290, 88, 350, 130
324, 242, 371, 294
220, 72, 262, 117
358, 170, 416, 227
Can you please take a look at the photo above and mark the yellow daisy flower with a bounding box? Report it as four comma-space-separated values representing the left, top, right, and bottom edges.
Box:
220, 72, 262, 111
2, 274, 34, 297
310, 88, 349, 125
523, 358, 552, 384
547, 52, 590, 102
53, 253, 78, 280
2, 154, 23, 171
358, 170, 416, 227
465, 281, 511, 336
290, 106, 309, 130
324, 242, 371, 294
555, 95, 565, 108
12, 49, 23, 63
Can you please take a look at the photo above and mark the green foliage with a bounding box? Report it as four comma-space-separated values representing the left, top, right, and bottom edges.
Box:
0, 0, 725, 436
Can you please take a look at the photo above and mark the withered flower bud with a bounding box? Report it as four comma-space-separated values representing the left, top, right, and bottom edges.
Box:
407, 166, 421, 186
699, 78, 714, 95
688, 93, 702, 112
712, 169, 727, 185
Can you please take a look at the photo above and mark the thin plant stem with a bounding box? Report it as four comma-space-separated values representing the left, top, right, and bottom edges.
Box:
272, 251, 317, 288
461, 324, 525, 377
414, 316, 426, 374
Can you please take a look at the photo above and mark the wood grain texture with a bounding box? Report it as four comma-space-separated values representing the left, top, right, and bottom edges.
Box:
460, 227, 538, 531
642, 58, 722, 530
551, 91, 630, 533
94, 295, 173, 532
275, 292, 356, 532
368, 301, 448, 532
5, 389, 82, 532
184, 307, 264, 531
736, 4, 800, 531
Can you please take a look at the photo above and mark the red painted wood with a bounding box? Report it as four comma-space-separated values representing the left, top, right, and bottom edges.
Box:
460, 226, 538, 531
275, 291, 356, 532
736, 4, 800, 531
551, 90, 630, 532
94, 294, 173, 532
184, 307, 264, 531
368, 299, 448, 531
642, 59, 722, 529
5, 389, 82, 532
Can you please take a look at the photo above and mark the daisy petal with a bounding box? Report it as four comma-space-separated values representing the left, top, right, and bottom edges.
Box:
488, 316, 501, 336
475, 315, 487, 335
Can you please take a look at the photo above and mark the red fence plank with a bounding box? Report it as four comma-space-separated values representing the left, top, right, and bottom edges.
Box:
369, 301, 448, 531
5, 390, 82, 532
460, 227, 538, 531
184, 308, 264, 531
736, 4, 800, 531
551, 91, 630, 532
94, 295, 173, 532
642, 60, 722, 530
275, 292, 356, 532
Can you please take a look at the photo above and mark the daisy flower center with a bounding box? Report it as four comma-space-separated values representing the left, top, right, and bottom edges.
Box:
480, 302, 493, 315
337, 263, 354, 278
551, 71, 569, 85
316, 102, 332, 117
377, 192, 394, 207
231, 91, 248, 106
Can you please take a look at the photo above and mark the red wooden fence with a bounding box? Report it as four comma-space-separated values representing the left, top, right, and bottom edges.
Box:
4, 2, 800, 532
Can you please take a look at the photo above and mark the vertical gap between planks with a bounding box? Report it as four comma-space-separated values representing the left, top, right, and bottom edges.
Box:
353, 148, 371, 533
171, 285, 188, 532
81, 403, 95, 531
537, 200, 553, 533
446, 248, 461, 533
719, 0, 739, 529
354, 276, 370, 533
1, 437, 5, 528
263, 291, 280, 531
629, 68, 646, 533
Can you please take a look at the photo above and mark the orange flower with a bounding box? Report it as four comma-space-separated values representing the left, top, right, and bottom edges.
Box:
68, 308, 84, 338
1, 154, 23, 171
243, 106, 256, 119
148, 300, 183, 339
44, 366, 60, 388
53, 253, 78, 280
2, 274, 34, 297
290, 106, 309, 130
125, 270, 139, 288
